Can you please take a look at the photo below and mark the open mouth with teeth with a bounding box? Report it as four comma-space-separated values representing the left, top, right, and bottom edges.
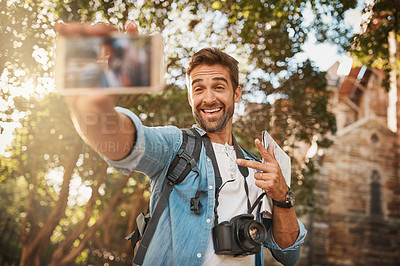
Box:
202, 107, 223, 115
194, 103, 233, 132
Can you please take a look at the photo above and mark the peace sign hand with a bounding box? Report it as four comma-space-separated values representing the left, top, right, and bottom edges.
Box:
236, 139, 289, 203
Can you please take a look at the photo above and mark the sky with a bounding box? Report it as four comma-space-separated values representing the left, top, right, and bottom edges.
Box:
300, 2, 366, 71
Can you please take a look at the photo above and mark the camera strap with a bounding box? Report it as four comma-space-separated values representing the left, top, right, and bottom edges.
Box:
234, 141, 267, 215
210, 135, 265, 227
249, 192, 266, 214
202, 136, 223, 227
202, 135, 222, 193
233, 136, 252, 213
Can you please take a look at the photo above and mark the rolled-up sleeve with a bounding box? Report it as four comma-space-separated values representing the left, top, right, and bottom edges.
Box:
103, 107, 147, 175
264, 219, 307, 265
103, 107, 182, 179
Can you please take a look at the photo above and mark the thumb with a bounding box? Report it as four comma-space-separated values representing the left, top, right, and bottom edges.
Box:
124, 21, 139, 34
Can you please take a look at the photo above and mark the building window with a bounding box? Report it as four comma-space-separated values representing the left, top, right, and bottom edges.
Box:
370, 170, 383, 217
371, 133, 379, 144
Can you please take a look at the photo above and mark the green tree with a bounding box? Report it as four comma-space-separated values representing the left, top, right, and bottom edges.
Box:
0, 93, 148, 266
352, 0, 400, 84
351, 0, 399, 132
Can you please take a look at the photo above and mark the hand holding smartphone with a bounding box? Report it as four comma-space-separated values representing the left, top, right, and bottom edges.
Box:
54, 22, 148, 161
55, 23, 165, 95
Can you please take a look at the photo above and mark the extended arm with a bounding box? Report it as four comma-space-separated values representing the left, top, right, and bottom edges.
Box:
66, 95, 135, 161
56, 22, 138, 161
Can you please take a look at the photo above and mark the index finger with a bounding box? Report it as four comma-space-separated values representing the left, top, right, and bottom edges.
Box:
254, 138, 275, 163
236, 158, 268, 172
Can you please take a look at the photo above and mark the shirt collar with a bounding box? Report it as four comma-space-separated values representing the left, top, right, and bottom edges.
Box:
191, 124, 207, 136
191, 124, 255, 161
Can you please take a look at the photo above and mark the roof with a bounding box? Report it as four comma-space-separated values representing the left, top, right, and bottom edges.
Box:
335, 115, 393, 138
338, 67, 362, 98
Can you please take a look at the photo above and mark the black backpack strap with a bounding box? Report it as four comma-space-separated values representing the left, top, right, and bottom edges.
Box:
124, 212, 150, 255
165, 128, 201, 183
132, 128, 202, 265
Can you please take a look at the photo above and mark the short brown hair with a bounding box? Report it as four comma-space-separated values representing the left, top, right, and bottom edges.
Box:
186, 47, 239, 92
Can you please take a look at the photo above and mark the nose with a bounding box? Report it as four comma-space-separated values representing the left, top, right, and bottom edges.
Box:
203, 89, 216, 103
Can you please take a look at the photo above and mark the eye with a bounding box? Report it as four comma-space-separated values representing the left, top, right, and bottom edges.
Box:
216, 86, 224, 90
193, 87, 203, 93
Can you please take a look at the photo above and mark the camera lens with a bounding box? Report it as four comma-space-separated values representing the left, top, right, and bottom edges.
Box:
249, 226, 260, 241
237, 221, 267, 251
245, 222, 266, 244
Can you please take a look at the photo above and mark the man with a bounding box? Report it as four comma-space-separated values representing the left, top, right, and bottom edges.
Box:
59, 22, 306, 265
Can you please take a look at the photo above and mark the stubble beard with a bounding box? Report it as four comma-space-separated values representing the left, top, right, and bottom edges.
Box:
193, 102, 234, 133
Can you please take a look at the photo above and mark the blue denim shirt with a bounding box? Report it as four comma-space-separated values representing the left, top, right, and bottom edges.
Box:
106, 107, 307, 266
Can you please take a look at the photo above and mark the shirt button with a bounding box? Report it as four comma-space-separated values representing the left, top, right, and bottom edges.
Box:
206, 158, 210, 162
208, 185, 213, 190
197, 253, 202, 258
206, 218, 211, 223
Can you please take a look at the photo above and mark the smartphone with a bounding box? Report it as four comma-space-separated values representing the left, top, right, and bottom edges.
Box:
56, 33, 165, 94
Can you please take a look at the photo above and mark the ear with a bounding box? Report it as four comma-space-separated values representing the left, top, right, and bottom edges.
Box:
234, 86, 242, 103
187, 89, 193, 107
186, 74, 193, 107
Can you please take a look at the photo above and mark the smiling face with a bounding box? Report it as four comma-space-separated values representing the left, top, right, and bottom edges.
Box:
187, 64, 242, 134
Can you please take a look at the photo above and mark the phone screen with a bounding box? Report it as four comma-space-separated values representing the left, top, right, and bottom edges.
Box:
56, 34, 164, 94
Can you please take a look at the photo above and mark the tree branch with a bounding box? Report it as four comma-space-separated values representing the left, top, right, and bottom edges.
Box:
50, 161, 108, 262
25, 143, 82, 256
56, 173, 132, 266
19, 156, 35, 245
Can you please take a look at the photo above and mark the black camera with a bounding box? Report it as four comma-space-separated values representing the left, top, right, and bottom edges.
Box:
212, 213, 267, 256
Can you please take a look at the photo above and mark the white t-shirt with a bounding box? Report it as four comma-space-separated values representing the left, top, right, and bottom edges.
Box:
202, 143, 264, 266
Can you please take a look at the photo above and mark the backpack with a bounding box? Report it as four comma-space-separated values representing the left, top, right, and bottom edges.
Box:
126, 128, 261, 265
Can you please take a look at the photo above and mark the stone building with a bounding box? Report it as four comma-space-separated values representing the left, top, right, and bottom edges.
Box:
305, 63, 400, 265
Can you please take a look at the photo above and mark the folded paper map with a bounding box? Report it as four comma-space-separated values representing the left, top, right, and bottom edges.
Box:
260, 130, 291, 218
